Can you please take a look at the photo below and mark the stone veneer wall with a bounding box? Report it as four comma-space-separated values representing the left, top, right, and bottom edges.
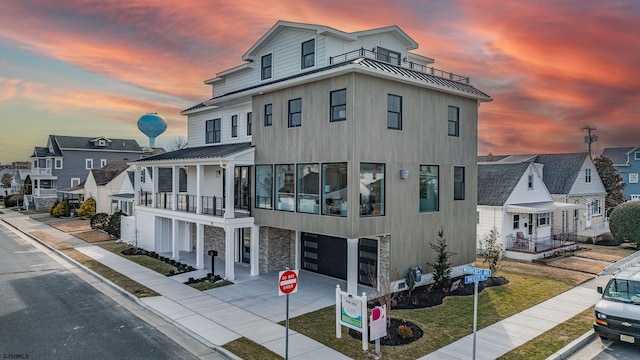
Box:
259, 226, 295, 273
33, 197, 57, 211
378, 234, 391, 290
203, 225, 226, 258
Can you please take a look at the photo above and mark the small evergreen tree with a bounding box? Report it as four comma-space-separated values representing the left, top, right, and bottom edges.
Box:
90, 213, 109, 231
594, 155, 626, 214
49, 199, 60, 216
406, 268, 417, 295
428, 227, 455, 291
77, 197, 96, 219
107, 210, 124, 238
480, 229, 503, 273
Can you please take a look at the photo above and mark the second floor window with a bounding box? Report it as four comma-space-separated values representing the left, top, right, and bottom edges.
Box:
387, 94, 402, 130
261, 54, 272, 80
140, 168, 146, 182
86, 159, 93, 170
288, 98, 302, 127
206, 119, 221, 144
585, 168, 592, 183
247, 112, 252, 135
376, 47, 401, 65
264, 104, 272, 126
330, 89, 346, 122
100, 159, 107, 168
454, 166, 465, 200
528, 174, 533, 189
231, 115, 238, 138
55, 159, 62, 169
448, 106, 459, 136
301, 39, 315, 69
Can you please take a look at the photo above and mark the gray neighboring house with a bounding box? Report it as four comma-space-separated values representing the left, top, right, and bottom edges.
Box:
23, 135, 146, 210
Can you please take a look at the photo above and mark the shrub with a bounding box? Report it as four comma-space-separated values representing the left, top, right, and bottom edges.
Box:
90, 213, 109, 231
609, 201, 640, 247
406, 268, 417, 295
3, 194, 23, 208
77, 197, 96, 219
427, 227, 455, 291
107, 211, 124, 238
397, 324, 414, 339
52, 201, 65, 217
49, 199, 60, 216
480, 229, 503, 273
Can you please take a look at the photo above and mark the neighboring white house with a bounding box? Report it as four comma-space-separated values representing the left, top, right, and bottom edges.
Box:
84, 160, 132, 214
477, 161, 578, 261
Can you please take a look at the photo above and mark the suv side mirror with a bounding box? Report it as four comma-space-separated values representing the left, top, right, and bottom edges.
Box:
597, 286, 603, 294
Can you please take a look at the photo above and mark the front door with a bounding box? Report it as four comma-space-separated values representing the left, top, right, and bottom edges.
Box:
238, 228, 250, 264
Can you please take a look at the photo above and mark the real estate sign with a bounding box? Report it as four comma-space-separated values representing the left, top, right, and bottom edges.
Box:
335, 285, 368, 351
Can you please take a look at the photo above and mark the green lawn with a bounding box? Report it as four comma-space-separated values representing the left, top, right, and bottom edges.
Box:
97, 241, 178, 276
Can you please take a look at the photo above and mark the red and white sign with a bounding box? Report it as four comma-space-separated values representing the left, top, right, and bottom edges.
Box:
369, 305, 387, 341
278, 269, 299, 296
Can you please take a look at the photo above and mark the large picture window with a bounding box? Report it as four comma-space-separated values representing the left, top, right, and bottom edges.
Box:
322, 163, 348, 216
255, 165, 273, 209
288, 98, 302, 127
301, 39, 315, 69
360, 163, 384, 216
387, 94, 402, 130
420, 165, 439, 212
275, 164, 295, 211
330, 89, 346, 122
454, 166, 465, 200
297, 163, 319, 214
448, 106, 459, 136
261, 54, 272, 80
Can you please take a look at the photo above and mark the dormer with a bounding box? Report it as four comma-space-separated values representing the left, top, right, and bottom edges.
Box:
91, 136, 112, 147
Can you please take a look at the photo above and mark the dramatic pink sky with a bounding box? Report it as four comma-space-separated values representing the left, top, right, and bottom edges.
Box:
1, 1, 638, 164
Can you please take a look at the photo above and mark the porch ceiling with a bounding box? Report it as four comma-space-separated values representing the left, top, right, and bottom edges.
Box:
505, 201, 578, 214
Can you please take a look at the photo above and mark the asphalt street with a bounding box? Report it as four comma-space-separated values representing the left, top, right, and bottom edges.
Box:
0, 222, 204, 360
568, 335, 640, 360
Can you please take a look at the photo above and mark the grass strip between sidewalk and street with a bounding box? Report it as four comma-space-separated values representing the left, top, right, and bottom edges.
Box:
223, 337, 283, 360
498, 308, 593, 360
29, 231, 159, 298
97, 241, 178, 276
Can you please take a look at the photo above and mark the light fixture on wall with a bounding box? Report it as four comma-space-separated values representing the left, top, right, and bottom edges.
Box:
216, 170, 221, 177
400, 169, 409, 179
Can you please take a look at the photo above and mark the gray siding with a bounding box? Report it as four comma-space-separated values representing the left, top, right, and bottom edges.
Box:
53, 150, 142, 189
252, 73, 478, 276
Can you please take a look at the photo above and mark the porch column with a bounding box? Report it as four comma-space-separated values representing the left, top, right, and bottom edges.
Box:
224, 162, 235, 218
151, 166, 158, 208
224, 226, 235, 280
172, 218, 179, 260
196, 223, 204, 269
196, 164, 203, 214
250, 225, 260, 276
172, 165, 179, 211
347, 238, 359, 294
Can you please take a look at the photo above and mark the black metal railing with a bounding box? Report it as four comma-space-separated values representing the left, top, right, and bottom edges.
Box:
139, 191, 152, 206
202, 196, 224, 216
155, 192, 173, 210
329, 48, 470, 84
506, 232, 576, 253
176, 194, 196, 213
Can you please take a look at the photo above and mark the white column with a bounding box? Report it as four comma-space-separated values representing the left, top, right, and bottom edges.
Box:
224, 162, 235, 218
250, 225, 260, 276
295, 231, 301, 270
225, 226, 235, 280
172, 165, 179, 211
151, 166, 158, 208
172, 218, 179, 260
347, 238, 359, 294
196, 223, 204, 269
196, 164, 203, 214
133, 165, 140, 206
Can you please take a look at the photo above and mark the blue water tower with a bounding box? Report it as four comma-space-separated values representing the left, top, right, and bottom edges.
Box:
137, 112, 167, 147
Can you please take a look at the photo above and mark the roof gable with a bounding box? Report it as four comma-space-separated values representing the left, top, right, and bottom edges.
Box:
478, 162, 531, 206
51, 135, 143, 152
89, 160, 129, 186
602, 146, 637, 165
533, 153, 589, 194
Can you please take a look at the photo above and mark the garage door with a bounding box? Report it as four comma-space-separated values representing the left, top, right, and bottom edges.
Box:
301, 232, 347, 280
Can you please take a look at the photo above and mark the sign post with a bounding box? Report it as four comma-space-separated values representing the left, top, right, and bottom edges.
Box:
279, 269, 298, 360
462, 266, 491, 360
335, 285, 368, 351
369, 305, 387, 354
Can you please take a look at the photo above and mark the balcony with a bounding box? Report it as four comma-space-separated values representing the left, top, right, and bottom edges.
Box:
329, 48, 470, 84
137, 191, 227, 217
33, 188, 57, 197
30, 168, 53, 176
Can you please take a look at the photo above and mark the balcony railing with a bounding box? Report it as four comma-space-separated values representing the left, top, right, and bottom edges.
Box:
139, 191, 153, 206
176, 194, 197, 213
329, 48, 470, 84
30, 168, 52, 176
202, 196, 224, 216
156, 192, 174, 210
33, 188, 57, 196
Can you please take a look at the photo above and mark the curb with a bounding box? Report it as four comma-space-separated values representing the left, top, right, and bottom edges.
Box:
1, 215, 239, 360
546, 330, 596, 360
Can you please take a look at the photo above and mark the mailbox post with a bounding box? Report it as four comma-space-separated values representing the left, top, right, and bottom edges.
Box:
208, 250, 217, 275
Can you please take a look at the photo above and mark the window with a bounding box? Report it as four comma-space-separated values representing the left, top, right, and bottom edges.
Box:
246, 112, 252, 135
100, 159, 107, 168
322, 163, 348, 216
528, 174, 533, 189
205, 119, 221, 143
288, 98, 302, 127
537, 213, 550, 226
264, 104, 272, 126
419, 165, 439, 212
261, 53, 272, 80
231, 115, 238, 138
71, 178, 80, 187
55, 159, 63, 169
387, 94, 402, 130
448, 106, 459, 136
255, 165, 273, 209
585, 168, 592, 183
376, 47, 400, 65
33, 160, 37, 168
636, 151, 640, 160
301, 39, 315, 69
330, 89, 347, 122
275, 164, 295, 211
140, 168, 146, 183
297, 163, 319, 214
360, 163, 385, 216
454, 166, 465, 200
476, 211, 480, 224
513, 214, 520, 229
593, 199, 602, 215
86, 159, 93, 170
629, 173, 638, 183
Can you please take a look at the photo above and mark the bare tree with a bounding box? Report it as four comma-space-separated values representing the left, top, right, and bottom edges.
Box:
168, 136, 188, 151
1, 173, 12, 188
367, 268, 401, 326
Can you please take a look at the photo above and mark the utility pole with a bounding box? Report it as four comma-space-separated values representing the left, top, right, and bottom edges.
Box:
581, 125, 597, 158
